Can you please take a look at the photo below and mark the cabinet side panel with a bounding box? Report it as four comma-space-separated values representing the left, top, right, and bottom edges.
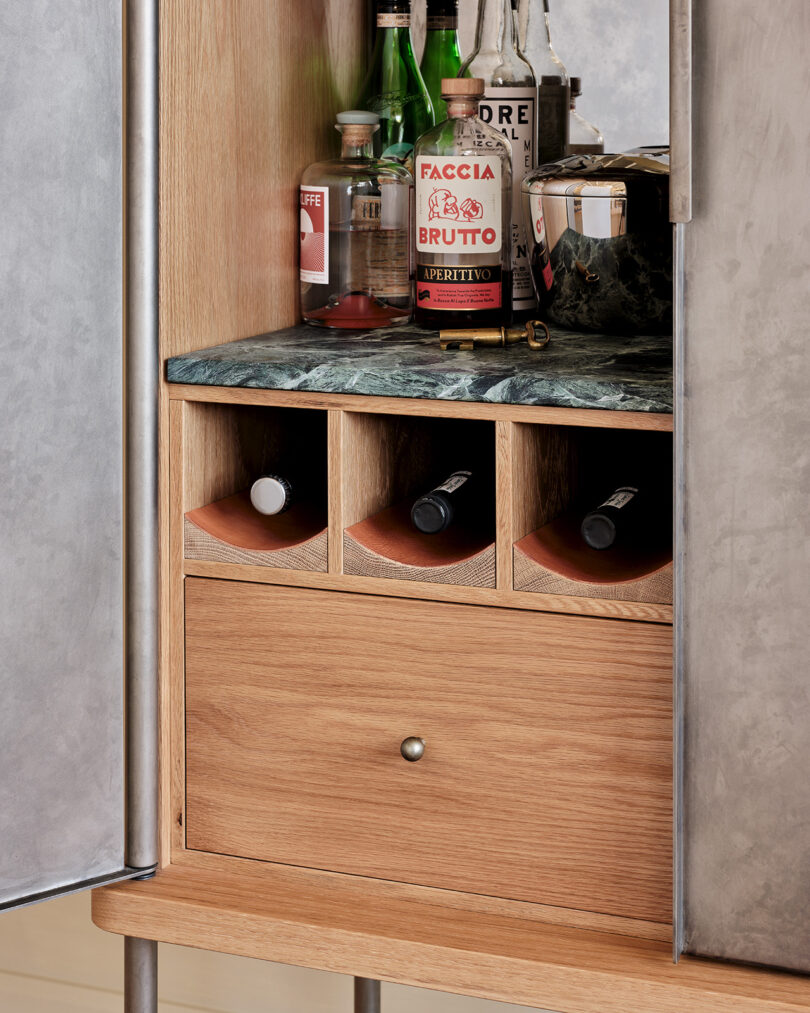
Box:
159, 0, 367, 358
682, 0, 810, 970
0, 2, 125, 903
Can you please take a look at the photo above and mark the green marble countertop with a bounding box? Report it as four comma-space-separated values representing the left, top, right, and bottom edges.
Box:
166, 324, 672, 414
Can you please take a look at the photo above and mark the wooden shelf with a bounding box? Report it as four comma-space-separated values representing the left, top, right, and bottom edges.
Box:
344, 502, 495, 587
93, 857, 810, 1013
514, 512, 673, 603
185, 491, 327, 572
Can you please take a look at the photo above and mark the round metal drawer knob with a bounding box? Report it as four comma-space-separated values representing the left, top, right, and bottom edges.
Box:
400, 736, 425, 762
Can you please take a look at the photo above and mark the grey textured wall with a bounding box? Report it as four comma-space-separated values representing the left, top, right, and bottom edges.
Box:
0, 0, 124, 904
412, 0, 669, 153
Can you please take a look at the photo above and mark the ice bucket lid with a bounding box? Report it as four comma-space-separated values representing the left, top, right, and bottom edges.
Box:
522, 149, 670, 198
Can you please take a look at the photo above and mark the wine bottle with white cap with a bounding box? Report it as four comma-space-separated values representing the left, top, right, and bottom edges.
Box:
249, 474, 294, 516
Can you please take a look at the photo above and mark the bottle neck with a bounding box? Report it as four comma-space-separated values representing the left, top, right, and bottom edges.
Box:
473, 0, 520, 58
340, 127, 375, 158
376, 1, 411, 29
425, 1, 458, 31
446, 98, 479, 119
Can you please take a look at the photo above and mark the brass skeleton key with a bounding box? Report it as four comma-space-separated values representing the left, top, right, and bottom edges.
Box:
439, 319, 551, 351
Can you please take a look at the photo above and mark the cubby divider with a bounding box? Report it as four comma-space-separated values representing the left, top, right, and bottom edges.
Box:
511, 422, 673, 604
182, 402, 328, 573
340, 412, 496, 587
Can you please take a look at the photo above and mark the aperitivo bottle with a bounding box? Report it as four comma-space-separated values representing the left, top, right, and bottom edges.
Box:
414, 77, 512, 328
299, 111, 413, 329
357, 0, 434, 165
419, 0, 467, 124
460, 0, 537, 318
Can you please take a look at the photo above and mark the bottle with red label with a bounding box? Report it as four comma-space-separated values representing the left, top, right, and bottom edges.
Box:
460, 0, 537, 320
299, 110, 413, 329
414, 77, 512, 329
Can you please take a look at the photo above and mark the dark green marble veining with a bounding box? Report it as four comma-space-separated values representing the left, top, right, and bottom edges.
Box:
167, 324, 672, 414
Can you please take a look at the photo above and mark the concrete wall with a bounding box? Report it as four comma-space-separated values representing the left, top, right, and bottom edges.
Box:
412, 0, 669, 153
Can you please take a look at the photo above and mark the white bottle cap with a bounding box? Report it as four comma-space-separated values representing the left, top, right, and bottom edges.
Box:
250, 476, 289, 515
337, 110, 380, 126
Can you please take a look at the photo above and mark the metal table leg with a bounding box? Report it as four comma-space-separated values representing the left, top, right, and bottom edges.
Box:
125, 937, 157, 1013
355, 977, 381, 1013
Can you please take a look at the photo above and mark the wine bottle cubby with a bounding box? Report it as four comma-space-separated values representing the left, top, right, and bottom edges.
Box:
341, 412, 497, 587
181, 402, 328, 572
512, 423, 673, 603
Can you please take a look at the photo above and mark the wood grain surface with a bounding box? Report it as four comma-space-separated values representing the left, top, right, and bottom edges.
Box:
343, 502, 496, 587
169, 385, 674, 431
184, 579, 673, 923
92, 856, 810, 1013
159, 0, 366, 358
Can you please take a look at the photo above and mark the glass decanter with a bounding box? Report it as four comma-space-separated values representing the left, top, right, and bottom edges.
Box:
299, 111, 413, 329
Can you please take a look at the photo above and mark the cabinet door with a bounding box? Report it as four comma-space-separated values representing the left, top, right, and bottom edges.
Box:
680, 0, 810, 971
0, 2, 132, 909
185, 579, 673, 924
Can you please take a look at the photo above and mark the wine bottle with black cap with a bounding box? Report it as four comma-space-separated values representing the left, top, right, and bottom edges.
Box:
580, 485, 643, 550
411, 470, 475, 534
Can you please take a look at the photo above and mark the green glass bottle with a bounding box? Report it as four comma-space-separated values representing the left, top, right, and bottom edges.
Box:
419, 0, 468, 123
357, 0, 435, 165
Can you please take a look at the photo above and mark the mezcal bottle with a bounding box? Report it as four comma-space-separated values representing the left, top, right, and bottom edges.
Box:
414, 77, 512, 328
460, 0, 537, 318
358, 0, 435, 165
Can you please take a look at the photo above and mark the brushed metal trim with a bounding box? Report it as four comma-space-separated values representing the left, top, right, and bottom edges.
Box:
355, 978, 381, 1013
672, 222, 686, 960
125, 0, 159, 872
0, 867, 155, 914
670, 0, 692, 222
125, 937, 158, 1013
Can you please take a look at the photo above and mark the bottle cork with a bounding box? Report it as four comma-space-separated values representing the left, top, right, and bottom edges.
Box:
440, 77, 485, 98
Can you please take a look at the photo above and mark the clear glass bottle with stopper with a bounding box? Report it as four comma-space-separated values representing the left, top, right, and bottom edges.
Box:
519, 0, 570, 163
569, 77, 604, 155
414, 77, 512, 329
299, 110, 413, 329
460, 0, 537, 319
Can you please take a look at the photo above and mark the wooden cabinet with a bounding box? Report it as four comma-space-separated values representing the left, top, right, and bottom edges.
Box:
185, 579, 672, 922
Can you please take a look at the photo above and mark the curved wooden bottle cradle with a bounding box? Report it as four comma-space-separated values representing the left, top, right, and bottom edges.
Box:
344, 502, 496, 588
184, 491, 328, 572
514, 513, 673, 604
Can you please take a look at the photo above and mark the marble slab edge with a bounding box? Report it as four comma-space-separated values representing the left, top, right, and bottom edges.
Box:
166, 325, 673, 415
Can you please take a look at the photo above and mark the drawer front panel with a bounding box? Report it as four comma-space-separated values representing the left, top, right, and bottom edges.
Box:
185, 578, 672, 922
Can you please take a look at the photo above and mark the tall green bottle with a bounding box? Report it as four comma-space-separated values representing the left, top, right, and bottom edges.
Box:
419, 0, 468, 123
358, 0, 435, 165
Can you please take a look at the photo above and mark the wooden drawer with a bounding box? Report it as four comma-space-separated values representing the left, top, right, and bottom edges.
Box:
185, 578, 672, 923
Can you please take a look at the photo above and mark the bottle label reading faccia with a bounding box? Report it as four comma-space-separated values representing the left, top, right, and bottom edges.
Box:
435, 470, 472, 495
377, 13, 410, 27
478, 87, 537, 311
299, 185, 329, 285
600, 486, 639, 511
415, 155, 502, 254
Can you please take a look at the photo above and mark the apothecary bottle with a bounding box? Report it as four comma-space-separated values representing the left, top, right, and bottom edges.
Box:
414, 77, 512, 328
460, 0, 537, 318
357, 0, 435, 165
299, 111, 413, 329
520, 0, 570, 164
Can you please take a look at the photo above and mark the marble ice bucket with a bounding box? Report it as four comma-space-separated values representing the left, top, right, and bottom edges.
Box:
521, 152, 672, 334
